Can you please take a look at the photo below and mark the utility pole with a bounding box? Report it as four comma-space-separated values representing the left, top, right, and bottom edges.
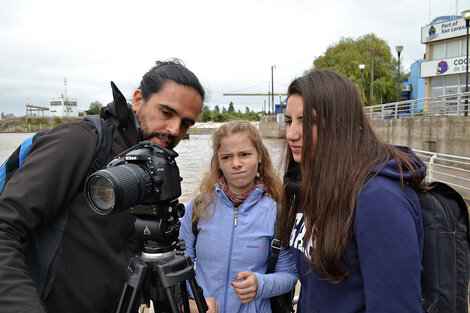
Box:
271, 65, 276, 118
463, 10, 470, 116
395, 46, 403, 102
369, 50, 375, 106
359, 64, 365, 99
268, 87, 271, 116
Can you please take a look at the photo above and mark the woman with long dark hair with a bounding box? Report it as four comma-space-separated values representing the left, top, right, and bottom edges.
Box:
280, 70, 427, 312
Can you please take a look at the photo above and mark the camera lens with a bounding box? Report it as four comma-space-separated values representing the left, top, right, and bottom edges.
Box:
87, 176, 116, 213
85, 163, 151, 215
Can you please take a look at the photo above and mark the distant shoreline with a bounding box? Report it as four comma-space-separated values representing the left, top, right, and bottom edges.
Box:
0, 121, 262, 134
0, 131, 36, 133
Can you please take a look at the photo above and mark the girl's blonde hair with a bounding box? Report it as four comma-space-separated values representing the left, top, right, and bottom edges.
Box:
192, 120, 282, 222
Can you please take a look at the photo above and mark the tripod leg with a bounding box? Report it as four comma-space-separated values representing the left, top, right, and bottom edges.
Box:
164, 287, 180, 313
188, 278, 208, 313
115, 257, 149, 313
179, 282, 190, 313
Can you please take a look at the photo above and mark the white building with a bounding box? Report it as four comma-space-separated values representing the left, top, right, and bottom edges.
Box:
49, 78, 79, 118
420, 15, 469, 99
49, 94, 79, 118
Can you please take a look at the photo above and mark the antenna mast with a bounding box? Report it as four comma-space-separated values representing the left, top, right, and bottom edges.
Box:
64, 77, 67, 99
429, 0, 431, 23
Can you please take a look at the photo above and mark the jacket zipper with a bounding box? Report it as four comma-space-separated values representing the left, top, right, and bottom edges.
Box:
220, 191, 258, 312
223, 204, 238, 312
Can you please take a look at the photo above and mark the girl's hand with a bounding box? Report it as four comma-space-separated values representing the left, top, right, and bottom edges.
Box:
185, 297, 218, 313
231, 271, 258, 303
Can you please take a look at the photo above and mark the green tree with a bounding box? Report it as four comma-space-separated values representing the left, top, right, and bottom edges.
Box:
213, 112, 225, 122
228, 101, 235, 113
198, 104, 212, 122
87, 101, 103, 115
308, 33, 400, 106
190, 104, 261, 123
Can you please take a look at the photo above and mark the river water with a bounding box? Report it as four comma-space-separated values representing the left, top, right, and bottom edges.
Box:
0, 133, 34, 164
0, 132, 285, 205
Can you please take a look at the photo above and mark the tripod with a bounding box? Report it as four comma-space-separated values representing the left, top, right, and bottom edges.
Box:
114, 204, 208, 313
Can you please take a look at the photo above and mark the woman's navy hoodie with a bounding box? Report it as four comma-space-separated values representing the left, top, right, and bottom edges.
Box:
289, 147, 426, 313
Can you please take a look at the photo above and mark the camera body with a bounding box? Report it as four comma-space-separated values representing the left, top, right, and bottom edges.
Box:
85, 141, 182, 215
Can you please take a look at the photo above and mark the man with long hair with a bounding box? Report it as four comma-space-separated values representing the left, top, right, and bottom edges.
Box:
0, 59, 215, 312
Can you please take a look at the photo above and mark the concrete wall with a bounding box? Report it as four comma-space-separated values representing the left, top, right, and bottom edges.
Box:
260, 116, 470, 157
259, 121, 286, 138
370, 116, 470, 157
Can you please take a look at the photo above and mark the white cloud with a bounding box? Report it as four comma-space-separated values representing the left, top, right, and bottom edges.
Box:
0, 0, 467, 116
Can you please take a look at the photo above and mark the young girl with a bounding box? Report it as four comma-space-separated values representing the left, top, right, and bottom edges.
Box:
281, 70, 427, 313
179, 120, 297, 313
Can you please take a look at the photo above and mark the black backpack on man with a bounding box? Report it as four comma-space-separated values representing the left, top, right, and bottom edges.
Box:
0, 114, 112, 300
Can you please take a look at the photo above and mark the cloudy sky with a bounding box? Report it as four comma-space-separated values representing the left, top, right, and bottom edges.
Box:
0, 0, 467, 117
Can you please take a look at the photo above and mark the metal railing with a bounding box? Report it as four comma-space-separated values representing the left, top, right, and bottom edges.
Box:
414, 149, 470, 203
364, 91, 470, 120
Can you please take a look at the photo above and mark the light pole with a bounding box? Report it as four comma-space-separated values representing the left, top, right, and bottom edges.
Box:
369, 49, 375, 106
395, 46, 403, 103
271, 65, 276, 117
359, 64, 365, 99
462, 10, 470, 116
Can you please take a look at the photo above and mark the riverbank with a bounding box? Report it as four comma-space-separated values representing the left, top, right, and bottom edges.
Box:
0, 117, 79, 133
0, 120, 260, 134
188, 121, 260, 134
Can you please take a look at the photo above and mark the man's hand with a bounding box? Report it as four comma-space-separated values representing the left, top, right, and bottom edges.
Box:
231, 271, 258, 304
187, 297, 218, 313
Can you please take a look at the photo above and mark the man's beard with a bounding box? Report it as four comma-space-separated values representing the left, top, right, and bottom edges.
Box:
142, 130, 175, 149
136, 109, 176, 149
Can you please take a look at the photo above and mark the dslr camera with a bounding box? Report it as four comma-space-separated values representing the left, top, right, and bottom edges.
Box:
84, 141, 185, 250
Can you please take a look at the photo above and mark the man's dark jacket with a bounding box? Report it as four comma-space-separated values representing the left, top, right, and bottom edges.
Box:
0, 83, 142, 312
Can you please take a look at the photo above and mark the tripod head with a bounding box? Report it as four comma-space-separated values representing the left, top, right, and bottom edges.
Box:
132, 200, 186, 254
